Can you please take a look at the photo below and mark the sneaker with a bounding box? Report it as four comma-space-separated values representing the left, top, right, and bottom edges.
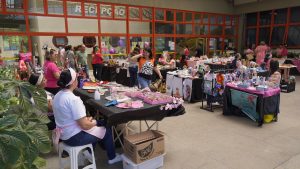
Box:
108, 153, 122, 165
83, 150, 93, 163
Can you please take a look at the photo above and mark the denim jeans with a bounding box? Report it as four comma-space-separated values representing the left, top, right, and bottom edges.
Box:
63, 127, 116, 160
129, 66, 138, 87
138, 75, 151, 89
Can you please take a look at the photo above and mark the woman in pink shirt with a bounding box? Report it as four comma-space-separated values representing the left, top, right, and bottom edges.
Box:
43, 49, 61, 95
255, 41, 270, 65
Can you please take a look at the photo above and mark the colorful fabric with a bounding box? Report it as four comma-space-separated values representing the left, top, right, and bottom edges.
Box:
230, 89, 259, 121
255, 45, 269, 65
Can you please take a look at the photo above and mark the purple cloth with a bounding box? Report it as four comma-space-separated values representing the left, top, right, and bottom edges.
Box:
226, 83, 280, 98
291, 59, 300, 72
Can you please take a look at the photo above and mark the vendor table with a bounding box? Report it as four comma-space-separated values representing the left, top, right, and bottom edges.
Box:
166, 74, 203, 103
74, 89, 185, 127
223, 83, 280, 126
279, 64, 297, 82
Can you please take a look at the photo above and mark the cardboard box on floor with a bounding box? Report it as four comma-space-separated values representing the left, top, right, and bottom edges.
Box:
124, 130, 165, 164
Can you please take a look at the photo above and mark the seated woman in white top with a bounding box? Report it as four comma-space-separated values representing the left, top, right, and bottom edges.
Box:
52, 68, 122, 165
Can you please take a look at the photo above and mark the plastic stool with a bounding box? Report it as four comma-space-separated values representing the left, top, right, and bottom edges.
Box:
58, 143, 97, 169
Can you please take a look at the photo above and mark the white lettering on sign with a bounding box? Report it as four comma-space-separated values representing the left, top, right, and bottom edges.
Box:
75, 5, 125, 17
75, 5, 97, 15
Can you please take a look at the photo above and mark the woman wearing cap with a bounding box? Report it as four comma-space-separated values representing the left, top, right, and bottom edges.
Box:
130, 48, 162, 89
52, 68, 122, 165
28, 73, 56, 130
43, 49, 61, 95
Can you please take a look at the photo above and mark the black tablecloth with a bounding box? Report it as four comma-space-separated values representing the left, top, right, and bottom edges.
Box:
74, 89, 186, 126
190, 78, 203, 103
102, 66, 176, 86
205, 63, 230, 70
223, 86, 280, 126
102, 66, 117, 81
116, 68, 130, 86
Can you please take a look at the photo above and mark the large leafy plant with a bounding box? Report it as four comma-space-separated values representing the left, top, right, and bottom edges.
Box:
0, 66, 52, 169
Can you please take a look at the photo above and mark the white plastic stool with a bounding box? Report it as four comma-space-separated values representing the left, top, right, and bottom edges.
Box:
58, 143, 97, 169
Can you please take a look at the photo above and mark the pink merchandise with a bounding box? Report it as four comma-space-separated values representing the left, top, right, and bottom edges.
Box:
116, 100, 144, 109
143, 92, 173, 105
20, 52, 32, 61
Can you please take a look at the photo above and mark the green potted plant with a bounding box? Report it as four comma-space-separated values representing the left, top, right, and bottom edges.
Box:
0, 66, 51, 169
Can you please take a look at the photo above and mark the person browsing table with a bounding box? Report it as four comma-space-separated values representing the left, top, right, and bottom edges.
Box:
130, 48, 162, 89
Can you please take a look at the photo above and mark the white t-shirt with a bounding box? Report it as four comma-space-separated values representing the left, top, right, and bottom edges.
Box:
53, 90, 86, 140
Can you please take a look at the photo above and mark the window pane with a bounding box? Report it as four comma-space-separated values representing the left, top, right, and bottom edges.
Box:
217, 15, 223, 24
100, 20, 126, 33
185, 12, 193, 22
166, 10, 174, 21
203, 14, 208, 24
259, 27, 270, 44
101, 36, 127, 55
84, 3, 97, 17
129, 7, 140, 20
155, 37, 174, 52
210, 25, 223, 35
271, 27, 285, 45
287, 26, 300, 46
67, 1, 81, 16
195, 25, 208, 35
210, 15, 216, 24
232, 16, 238, 25
100, 4, 112, 18
6, 0, 24, 12
209, 38, 223, 55
115, 6, 126, 19
0, 14, 26, 32
68, 18, 98, 33
246, 28, 256, 47
155, 22, 174, 34
129, 21, 152, 34
225, 26, 235, 36
290, 6, 300, 23
29, 16, 65, 32
142, 8, 152, 20
259, 11, 271, 25
246, 13, 257, 26
224, 38, 235, 49
1, 36, 29, 58
195, 13, 201, 23
130, 36, 152, 51
175, 37, 198, 55
225, 16, 231, 25
176, 12, 183, 22
176, 24, 192, 34
155, 9, 164, 20
274, 8, 287, 24
48, 0, 63, 14
28, 0, 44, 13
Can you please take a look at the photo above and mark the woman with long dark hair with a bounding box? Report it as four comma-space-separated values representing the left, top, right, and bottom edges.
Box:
91, 46, 103, 81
